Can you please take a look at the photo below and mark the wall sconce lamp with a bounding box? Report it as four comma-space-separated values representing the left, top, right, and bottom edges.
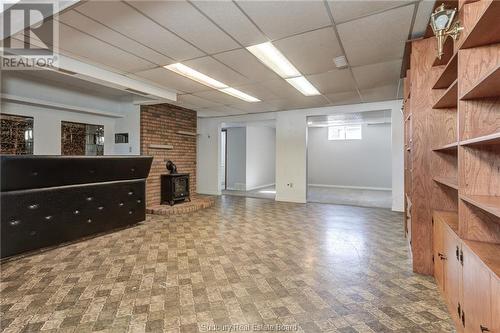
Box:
429, 4, 464, 59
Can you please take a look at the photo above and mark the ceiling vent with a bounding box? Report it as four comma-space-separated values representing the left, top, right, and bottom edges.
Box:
125, 88, 150, 96
334, 56, 349, 69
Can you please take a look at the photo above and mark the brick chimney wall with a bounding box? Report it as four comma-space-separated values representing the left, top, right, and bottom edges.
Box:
140, 103, 197, 207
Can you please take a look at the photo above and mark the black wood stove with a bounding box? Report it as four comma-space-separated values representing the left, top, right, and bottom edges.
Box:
161, 173, 190, 206
161, 160, 190, 206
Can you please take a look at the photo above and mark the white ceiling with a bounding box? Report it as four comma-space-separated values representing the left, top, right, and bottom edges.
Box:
9, 0, 433, 117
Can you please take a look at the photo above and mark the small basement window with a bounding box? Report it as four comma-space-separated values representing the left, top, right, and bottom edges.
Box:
328, 125, 362, 140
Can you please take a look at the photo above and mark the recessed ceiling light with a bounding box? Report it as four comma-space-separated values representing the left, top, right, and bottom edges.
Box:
220, 87, 260, 102
247, 42, 321, 96
246, 42, 301, 79
285, 76, 320, 96
164, 63, 260, 102
164, 63, 228, 89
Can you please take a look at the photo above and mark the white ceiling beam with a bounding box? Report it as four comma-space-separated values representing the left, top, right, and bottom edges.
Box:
55, 53, 177, 101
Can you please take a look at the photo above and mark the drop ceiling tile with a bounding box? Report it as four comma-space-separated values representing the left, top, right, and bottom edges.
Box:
191, 1, 267, 46
236, 1, 331, 40
360, 84, 399, 102
412, 0, 435, 38
325, 91, 361, 106
327, 0, 414, 23
75, 1, 203, 61
225, 101, 271, 113
338, 5, 414, 66
194, 89, 262, 105
273, 27, 343, 75
59, 10, 174, 66
213, 49, 278, 82
259, 79, 306, 99
266, 95, 330, 110
352, 59, 402, 89
133, 67, 210, 94
183, 56, 250, 87
178, 94, 223, 108
198, 106, 248, 117
58, 24, 156, 73
127, 0, 239, 54
230, 83, 280, 101
306, 69, 356, 94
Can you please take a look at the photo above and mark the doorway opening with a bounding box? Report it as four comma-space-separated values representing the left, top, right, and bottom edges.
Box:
220, 121, 276, 200
306, 111, 393, 209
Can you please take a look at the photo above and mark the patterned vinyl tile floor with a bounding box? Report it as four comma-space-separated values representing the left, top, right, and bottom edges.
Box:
0, 196, 455, 333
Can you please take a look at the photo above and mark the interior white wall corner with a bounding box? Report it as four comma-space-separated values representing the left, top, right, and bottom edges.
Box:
245, 126, 276, 191
275, 113, 307, 203
196, 118, 221, 195
391, 102, 405, 212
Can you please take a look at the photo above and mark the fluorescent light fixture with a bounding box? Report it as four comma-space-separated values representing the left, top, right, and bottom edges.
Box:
164, 63, 228, 89
247, 42, 321, 97
286, 76, 320, 96
220, 87, 260, 102
246, 42, 301, 78
164, 63, 260, 102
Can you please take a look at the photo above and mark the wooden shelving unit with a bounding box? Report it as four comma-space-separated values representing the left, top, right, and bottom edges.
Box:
433, 53, 458, 89
433, 142, 458, 151
460, 132, 500, 146
434, 176, 459, 190
433, 80, 458, 108
460, 194, 500, 218
460, 65, 500, 100
404, 1, 499, 330
463, 240, 500, 277
459, 0, 500, 49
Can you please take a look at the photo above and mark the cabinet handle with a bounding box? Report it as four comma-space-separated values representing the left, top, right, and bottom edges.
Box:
438, 253, 447, 260
456, 246, 459, 260
480, 325, 490, 332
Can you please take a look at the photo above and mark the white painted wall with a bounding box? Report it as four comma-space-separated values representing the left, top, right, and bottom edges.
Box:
197, 100, 404, 211
226, 127, 246, 190
391, 107, 404, 212
307, 123, 392, 190
197, 120, 221, 196
246, 126, 275, 190
1, 72, 140, 155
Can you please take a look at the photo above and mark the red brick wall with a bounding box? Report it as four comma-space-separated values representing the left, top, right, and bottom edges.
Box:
140, 103, 197, 207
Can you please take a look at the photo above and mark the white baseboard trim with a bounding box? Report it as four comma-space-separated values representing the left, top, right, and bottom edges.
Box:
246, 183, 275, 191
275, 195, 306, 204
308, 184, 392, 191
196, 190, 221, 196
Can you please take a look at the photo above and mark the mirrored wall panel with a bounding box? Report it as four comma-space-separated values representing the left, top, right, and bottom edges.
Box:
0, 114, 34, 155
61, 121, 104, 156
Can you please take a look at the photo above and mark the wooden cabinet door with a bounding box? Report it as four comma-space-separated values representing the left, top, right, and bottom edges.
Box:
491, 277, 499, 333
434, 217, 445, 292
462, 246, 492, 333
443, 226, 462, 326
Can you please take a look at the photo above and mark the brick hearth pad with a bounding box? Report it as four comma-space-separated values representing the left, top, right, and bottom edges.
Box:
146, 195, 215, 216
